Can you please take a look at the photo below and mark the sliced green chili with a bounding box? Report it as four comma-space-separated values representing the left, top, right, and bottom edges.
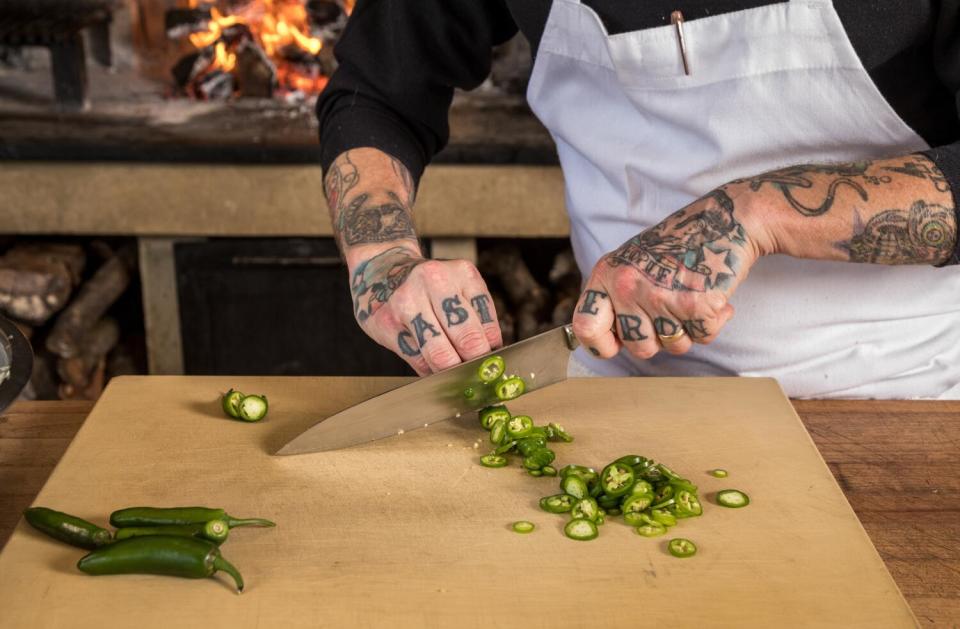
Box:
479, 405, 510, 430
541, 465, 558, 477
709, 469, 729, 478
564, 518, 598, 541
600, 462, 635, 498
561, 475, 589, 500
221, 389, 244, 419
571, 498, 600, 522
478, 356, 506, 383
495, 376, 526, 401
668, 538, 697, 558
489, 419, 507, 445
512, 521, 535, 534
506, 415, 534, 439
635, 522, 667, 537
237, 394, 268, 422
480, 454, 508, 468
539, 494, 575, 514
717, 489, 750, 508
548, 422, 573, 443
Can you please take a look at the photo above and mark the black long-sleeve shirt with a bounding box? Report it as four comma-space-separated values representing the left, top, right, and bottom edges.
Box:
317, 1, 960, 261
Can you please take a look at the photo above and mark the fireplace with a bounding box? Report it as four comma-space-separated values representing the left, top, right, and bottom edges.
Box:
0, 0, 553, 163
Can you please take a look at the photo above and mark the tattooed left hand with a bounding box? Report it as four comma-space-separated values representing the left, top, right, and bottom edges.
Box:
573, 186, 763, 358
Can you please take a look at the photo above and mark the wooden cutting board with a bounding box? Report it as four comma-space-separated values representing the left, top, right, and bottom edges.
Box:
0, 376, 916, 628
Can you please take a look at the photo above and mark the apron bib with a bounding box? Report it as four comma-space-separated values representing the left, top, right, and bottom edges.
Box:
527, 0, 960, 398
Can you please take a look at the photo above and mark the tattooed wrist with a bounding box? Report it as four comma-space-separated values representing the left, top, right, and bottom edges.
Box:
606, 188, 747, 293
324, 149, 420, 252
351, 247, 425, 322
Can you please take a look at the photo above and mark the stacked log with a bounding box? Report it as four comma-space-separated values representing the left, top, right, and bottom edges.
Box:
0, 242, 136, 401
479, 243, 581, 345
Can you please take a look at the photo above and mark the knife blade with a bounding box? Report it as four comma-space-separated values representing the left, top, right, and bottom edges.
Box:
275, 324, 578, 455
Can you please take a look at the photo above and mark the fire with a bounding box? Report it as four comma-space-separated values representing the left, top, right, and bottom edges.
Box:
184, 0, 350, 95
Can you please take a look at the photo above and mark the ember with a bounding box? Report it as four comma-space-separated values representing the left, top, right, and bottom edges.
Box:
167, 0, 352, 100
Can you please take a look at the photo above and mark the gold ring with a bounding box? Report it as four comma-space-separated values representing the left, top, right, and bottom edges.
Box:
657, 327, 687, 345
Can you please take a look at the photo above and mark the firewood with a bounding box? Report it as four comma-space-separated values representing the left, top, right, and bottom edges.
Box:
236, 40, 276, 98
499, 312, 516, 346
516, 303, 540, 341
478, 244, 548, 313
58, 357, 105, 401
46, 248, 133, 359
551, 294, 577, 327
56, 317, 119, 388
0, 244, 85, 325
22, 349, 59, 401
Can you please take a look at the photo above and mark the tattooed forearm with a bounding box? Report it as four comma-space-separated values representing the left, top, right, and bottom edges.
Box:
341, 191, 415, 246
742, 154, 957, 265
351, 247, 425, 322
606, 189, 746, 292
836, 201, 954, 264
324, 149, 419, 250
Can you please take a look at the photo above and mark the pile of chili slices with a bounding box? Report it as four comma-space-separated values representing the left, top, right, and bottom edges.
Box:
473, 356, 749, 555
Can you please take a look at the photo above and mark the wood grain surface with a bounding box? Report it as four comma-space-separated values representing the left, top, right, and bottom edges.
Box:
0, 376, 922, 628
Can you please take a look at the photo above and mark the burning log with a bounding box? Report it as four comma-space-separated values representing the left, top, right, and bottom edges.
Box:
0, 244, 85, 325
195, 69, 235, 100
236, 40, 277, 98
46, 247, 134, 359
56, 317, 119, 389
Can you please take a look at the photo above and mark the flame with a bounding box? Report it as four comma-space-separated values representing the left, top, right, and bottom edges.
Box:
184, 0, 338, 94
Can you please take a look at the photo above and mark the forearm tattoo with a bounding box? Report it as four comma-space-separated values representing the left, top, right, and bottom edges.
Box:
606, 189, 746, 292
324, 150, 418, 249
351, 247, 424, 322
738, 154, 955, 264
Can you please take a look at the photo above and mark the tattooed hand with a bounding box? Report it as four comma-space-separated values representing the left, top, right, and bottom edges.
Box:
325, 148, 502, 375
349, 248, 502, 374
573, 187, 760, 358
573, 153, 957, 360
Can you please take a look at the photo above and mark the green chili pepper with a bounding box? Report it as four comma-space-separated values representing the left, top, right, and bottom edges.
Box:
621, 493, 653, 516
672, 490, 703, 518
114, 519, 230, 546
635, 521, 667, 537
23, 507, 112, 550
494, 440, 517, 455
463, 387, 475, 399
516, 437, 547, 456
539, 494, 575, 514
489, 419, 507, 445
668, 537, 697, 558
478, 356, 506, 383
479, 405, 510, 430
571, 498, 600, 522
110, 507, 275, 529
221, 389, 244, 419
495, 376, 526, 401
564, 518, 598, 541
480, 454, 508, 468
506, 415, 534, 439
600, 462, 635, 497
709, 469, 729, 478
561, 474, 589, 500
237, 394, 268, 422
523, 448, 555, 470
650, 508, 677, 527
512, 521, 535, 534
527, 469, 543, 477
716, 489, 750, 508
548, 422, 573, 443
77, 536, 244, 592
541, 465, 557, 477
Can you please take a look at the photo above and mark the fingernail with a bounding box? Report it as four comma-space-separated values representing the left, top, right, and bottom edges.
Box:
588, 347, 600, 357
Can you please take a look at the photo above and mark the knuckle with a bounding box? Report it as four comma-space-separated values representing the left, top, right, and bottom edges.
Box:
627, 344, 658, 360
611, 267, 639, 298
453, 328, 489, 356
424, 345, 460, 368
417, 260, 446, 282
572, 316, 601, 340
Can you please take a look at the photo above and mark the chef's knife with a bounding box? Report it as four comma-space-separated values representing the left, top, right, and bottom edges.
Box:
275, 324, 578, 455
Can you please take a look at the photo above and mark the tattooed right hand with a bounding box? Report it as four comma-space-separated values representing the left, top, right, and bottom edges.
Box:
350, 247, 503, 375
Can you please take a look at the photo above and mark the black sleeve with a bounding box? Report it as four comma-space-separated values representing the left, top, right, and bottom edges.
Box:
922, 0, 960, 265
316, 0, 518, 187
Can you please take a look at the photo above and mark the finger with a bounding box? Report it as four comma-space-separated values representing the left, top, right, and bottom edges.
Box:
609, 300, 660, 360
398, 305, 463, 372
571, 285, 621, 358
364, 316, 432, 375
464, 289, 503, 349
431, 288, 492, 361
649, 310, 694, 356
682, 303, 735, 345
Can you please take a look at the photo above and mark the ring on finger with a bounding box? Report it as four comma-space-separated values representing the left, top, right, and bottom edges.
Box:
657, 326, 687, 345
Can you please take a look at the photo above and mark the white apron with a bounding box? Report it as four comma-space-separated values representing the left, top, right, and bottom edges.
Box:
526, 0, 960, 398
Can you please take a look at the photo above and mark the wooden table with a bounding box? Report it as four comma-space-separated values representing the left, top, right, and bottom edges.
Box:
1, 397, 957, 626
